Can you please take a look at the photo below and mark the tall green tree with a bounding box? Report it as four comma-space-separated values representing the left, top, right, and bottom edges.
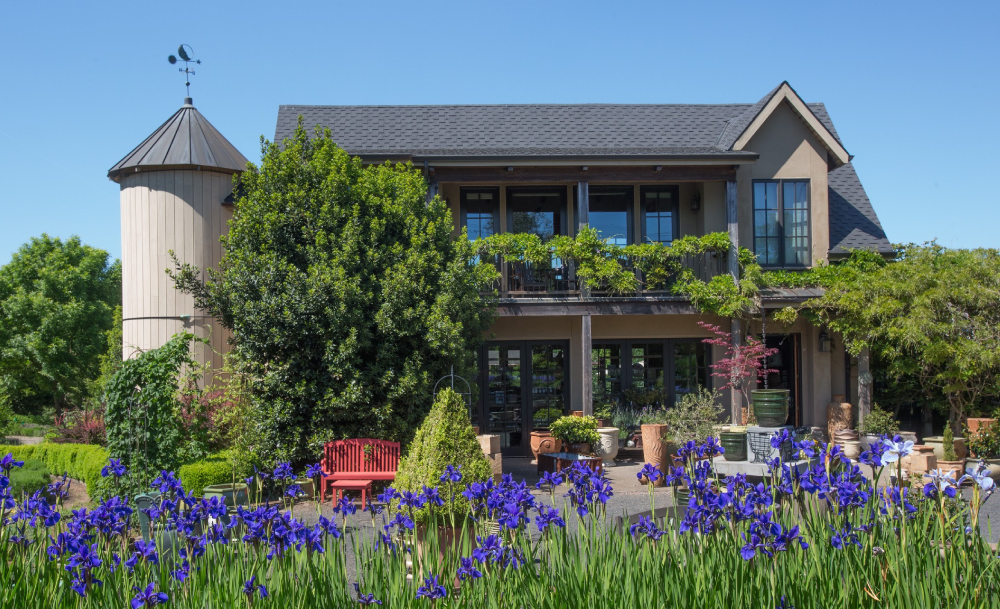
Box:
0, 235, 121, 413
171, 124, 494, 463
782, 244, 1000, 425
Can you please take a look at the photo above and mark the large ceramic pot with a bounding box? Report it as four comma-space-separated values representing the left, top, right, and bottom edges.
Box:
641, 423, 670, 485
924, 436, 968, 461
752, 390, 790, 427
841, 441, 862, 460
826, 396, 852, 441
593, 427, 620, 464
293, 478, 315, 499
529, 431, 562, 463
720, 431, 748, 462
966, 457, 1000, 481
203, 483, 250, 508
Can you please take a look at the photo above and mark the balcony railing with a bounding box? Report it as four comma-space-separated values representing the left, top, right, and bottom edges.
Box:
485, 250, 726, 298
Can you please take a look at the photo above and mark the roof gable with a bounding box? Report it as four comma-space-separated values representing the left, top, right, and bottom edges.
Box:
828, 162, 893, 256
725, 82, 851, 167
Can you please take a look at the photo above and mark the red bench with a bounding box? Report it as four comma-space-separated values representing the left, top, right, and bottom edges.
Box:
320, 439, 401, 504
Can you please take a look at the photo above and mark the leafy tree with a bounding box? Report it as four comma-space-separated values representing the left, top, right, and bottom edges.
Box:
779, 244, 1000, 425
89, 304, 123, 403
170, 124, 494, 463
0, 235, 121, 413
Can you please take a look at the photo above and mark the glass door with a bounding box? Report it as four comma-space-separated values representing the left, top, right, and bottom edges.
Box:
480, 341, 569, 456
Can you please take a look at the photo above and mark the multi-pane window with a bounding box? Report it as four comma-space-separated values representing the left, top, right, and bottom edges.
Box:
590, 339, 709, 410
753, 180, 810, 266
589, 187, 632, 246
641, 186, 679, 245
460, 188, 498, 240
507, 188, 565, 241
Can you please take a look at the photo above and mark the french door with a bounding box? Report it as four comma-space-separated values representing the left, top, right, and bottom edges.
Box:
478, 341, 569, 456
592, 339, 710, 410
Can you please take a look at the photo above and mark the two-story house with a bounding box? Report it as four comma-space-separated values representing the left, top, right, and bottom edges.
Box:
274, 82, 891, 456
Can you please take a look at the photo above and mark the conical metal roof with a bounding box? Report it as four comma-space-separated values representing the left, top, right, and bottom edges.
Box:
108, 97, 249, 182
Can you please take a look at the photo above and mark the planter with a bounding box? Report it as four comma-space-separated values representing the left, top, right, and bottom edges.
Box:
566, 443, 591, 455
826, 398, 852, 442
720, 431, 748, 462
640, 423, 670, 485
202, 483, 250, 508
752, 390, 790, 427
571, 411, 584, 418
293, 478, 315, 500
593, 427, 620, 464
529, 431, 563, 463
596, 418, 612, 428
924, 436, 968, 461
841, 440, 861, 460
860, 434, 882, 451
966, 418, 997, 439
966, 457, 1000, 481
936, 460, 964, 481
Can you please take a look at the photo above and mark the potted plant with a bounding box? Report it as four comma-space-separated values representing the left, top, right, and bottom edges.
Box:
549, 415, 600, 455
925, 422, 968, 462
698, 322, 779, 428
661, 388, 725, 454
720, 426, 748, 462
593, 402, 614, 428
966, 420, 1000, 481
936, 422, 964, 480
857, 404, 900, 450
529, 430, 562, 463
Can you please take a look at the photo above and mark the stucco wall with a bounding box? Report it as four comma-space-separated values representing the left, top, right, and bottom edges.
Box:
736, 100, 830, 266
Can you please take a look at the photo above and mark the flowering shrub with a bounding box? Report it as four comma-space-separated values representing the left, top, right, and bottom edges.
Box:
51, 408, 107, 446
0, 432, 997, 608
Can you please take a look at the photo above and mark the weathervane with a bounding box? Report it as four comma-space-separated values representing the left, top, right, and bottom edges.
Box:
167, 44, 201, 98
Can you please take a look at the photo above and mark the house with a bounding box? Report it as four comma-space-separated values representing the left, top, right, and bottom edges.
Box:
110, 82, 891, 458
274, 82, 891, 456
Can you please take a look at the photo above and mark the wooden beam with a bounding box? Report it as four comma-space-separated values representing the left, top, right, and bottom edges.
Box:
726, 180, 739, 282
581, 314, 593, 416
432, 165, 737, 184
496, 300, 700, 316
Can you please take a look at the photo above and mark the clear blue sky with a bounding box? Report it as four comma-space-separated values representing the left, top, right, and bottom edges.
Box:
1, 1, 997, 263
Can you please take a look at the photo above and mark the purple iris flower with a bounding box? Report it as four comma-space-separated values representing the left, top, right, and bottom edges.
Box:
305, 463, 323, 479
243, 575, 269, 598
354, 583, 383, 605
273, 462, 294, 481
879, 437, 914, 464
337, 495, 358, 515
1, 453, 24, 474
925, 469, 959, 498
101, 458, 127, 479
422, 485, 445, 507
629, 515, 665, 541
535, 506, 565, 532
415, 574, 448, 600
440, 464, 463, 484
284, 484, 302, 498
130, 583, 169, 608
457, 556, 484, 581
535, 471, 563, 490
637, 463, 662, 483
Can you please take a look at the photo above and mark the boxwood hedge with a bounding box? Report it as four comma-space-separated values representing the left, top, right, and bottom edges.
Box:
0, 443, 107, 497
8, 458, 50, 497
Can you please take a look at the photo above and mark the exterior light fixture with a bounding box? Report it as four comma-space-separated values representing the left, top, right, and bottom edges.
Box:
690, 191, 702, 211
818, 329, 831, 352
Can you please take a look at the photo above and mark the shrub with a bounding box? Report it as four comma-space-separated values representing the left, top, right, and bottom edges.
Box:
8, 458, 50, 497
395, 388, 492, 523
179, 451, 242, 496
858, 404, 900, 437
943, 422, 958, 461
661, 388, 725, 445
967, 421, 1000, 459
51, 407, 107, 446
549, 415, 600, 446
0, 442, 108, 497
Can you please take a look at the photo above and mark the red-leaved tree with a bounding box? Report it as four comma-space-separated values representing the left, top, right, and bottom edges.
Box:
698, 322, 778, 424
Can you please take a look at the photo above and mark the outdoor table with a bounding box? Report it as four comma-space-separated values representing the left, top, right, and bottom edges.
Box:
537, 452, 604, 476
324, 478, 373, 510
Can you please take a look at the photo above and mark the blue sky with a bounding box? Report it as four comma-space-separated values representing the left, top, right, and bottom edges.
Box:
1, 1, 997, 263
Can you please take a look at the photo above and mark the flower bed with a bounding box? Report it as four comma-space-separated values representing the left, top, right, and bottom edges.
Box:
0, 434, 997, 608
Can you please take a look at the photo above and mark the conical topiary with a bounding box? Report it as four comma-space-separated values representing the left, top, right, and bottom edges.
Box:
395, 388, 492, 523
942, 421, 958, 461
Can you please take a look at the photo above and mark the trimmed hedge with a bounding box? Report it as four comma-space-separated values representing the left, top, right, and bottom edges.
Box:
8, 458, 50, 497
179, 451, 241, 497
0, 443, 107, 497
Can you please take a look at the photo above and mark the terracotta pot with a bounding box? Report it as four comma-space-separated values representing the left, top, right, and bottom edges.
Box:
571, 411, 584, 418
827, 399, 852, 441
936, 460, 965, 481
593, 427, 620, 464
924, 436, 967, 461
966, 418, 998, 457
596, 418, 612, 428
640, 423, 670, 486
902, 445, 935, 472
529, 431, 562, 463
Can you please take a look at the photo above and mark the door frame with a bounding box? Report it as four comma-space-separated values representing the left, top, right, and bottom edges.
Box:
477, 340, 571, 457
591, 338, 711, 408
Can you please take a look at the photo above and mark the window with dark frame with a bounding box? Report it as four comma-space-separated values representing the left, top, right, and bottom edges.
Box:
588, 186, 633, 246
590, 339, 710, 409
460, 188, 499, 240
641, 186, 679, 245
753, 179, 810, 267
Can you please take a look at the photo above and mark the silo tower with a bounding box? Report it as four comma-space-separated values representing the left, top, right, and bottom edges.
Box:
108, 96, 248, 377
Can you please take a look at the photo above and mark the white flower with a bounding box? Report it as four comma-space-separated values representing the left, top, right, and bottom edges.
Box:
926, 468, 958, 492
962, 464, 996, 492
880, 438, 914, 464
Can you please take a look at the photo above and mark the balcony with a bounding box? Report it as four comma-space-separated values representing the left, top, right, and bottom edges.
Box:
482, 250, 727, 299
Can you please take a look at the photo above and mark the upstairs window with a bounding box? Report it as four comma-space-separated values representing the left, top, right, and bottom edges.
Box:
461, 188, 499, 240
641, 186, 679, 245
588, 187, 633, 246
753, 180, 810, 266
507, 188, 566, 242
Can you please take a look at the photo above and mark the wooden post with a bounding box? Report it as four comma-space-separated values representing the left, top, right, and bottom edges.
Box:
858, 347, 872, 428
577, 181, 590, 298
581, 313, 593, 416
725, 180, 742, 424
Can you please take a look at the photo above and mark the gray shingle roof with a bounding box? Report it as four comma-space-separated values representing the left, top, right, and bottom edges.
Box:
109, 98, 249, 182
273, 85, 889, 255
828, 163, 893, 256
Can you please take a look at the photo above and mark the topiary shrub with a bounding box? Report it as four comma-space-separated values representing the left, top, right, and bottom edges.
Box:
549, 415, 600, 446
179, 451, 243, 496
8, 458, 50, 497
395, 388, 492, 524
943, 422, 958, 461
0, 443, 108, 497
